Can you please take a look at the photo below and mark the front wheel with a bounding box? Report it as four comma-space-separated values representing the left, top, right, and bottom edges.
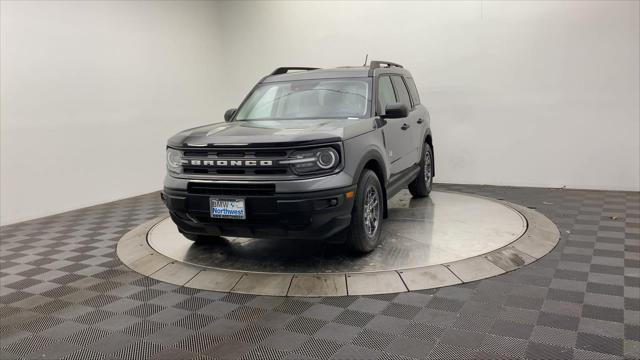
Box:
346, 169, 384, 253
408, 143, 433, 198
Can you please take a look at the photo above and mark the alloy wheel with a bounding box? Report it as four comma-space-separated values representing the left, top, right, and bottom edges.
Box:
363, 185, 380, 237
424, 147, 432, 186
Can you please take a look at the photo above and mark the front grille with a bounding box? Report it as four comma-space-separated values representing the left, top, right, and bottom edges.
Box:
183, 150, 288, 158
187, 182, 276, 196
182, 148, 292, 176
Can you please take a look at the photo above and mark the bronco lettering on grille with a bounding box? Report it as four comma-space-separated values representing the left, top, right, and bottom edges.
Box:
189, 160, 273, 167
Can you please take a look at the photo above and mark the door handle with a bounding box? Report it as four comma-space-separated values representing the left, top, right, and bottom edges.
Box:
417, 118, 424, 124
401, 124, 410, 130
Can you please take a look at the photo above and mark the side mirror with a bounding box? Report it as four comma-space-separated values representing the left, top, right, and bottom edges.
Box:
224, 108, 237, 122
382, 103, 408, 119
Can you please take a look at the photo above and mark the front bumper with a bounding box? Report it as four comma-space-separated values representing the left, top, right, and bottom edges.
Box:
162, 185, 356, 240
164, 171, 355, 193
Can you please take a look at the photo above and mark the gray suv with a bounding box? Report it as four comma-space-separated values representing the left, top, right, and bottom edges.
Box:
162, 61, 433, 253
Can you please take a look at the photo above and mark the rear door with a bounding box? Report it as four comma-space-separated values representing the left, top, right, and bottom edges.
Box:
405, 76, 429, 165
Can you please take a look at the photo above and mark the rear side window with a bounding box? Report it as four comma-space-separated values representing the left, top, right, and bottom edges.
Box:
377, 76, 396, 115
391, 76, 411, 109
405, 77, 421, 106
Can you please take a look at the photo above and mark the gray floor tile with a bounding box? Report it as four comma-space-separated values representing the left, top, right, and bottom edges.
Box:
0, 186, 636, 360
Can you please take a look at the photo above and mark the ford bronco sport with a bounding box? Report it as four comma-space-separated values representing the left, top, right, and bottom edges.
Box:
162, 61, 434, 253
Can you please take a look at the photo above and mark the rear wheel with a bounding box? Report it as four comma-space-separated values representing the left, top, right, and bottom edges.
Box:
408, 143, 433, 198
346, 169, 384, 253
181, 232, 223, 244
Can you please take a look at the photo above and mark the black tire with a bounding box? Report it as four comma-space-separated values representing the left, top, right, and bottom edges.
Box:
181, 232, 223, 244
408, 143, 433, 198
346, 169, 384, 253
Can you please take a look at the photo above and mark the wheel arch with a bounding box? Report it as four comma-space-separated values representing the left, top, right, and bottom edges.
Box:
353, 149, 389, 218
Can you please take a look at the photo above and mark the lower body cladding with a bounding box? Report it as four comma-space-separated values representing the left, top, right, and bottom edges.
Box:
161, 183, 356, 240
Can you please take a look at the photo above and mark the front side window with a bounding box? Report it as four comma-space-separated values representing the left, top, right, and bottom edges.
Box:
377, 76, 396, 115
235, 78, 371, 120
391, 76, 412, 109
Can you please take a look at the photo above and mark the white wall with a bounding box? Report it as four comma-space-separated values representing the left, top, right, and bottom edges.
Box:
217, 0, 640, 191
2, 0, 639, 225
1, 1, 225, 225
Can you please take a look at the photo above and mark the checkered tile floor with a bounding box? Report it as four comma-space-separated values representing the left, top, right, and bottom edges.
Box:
1, 185, 638, 359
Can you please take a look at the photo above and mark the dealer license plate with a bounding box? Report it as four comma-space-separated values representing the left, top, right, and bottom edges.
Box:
210, 198, 246, 219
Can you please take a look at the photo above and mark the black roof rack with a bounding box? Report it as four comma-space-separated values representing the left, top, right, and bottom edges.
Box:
369, 60, 403, 69
270, 67, 319, 76
368, 60, 403, 75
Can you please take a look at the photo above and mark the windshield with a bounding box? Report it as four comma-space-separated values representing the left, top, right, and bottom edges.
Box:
235, 78, 371, 121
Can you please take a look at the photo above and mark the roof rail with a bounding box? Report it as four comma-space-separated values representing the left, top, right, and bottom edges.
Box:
368, 60, 403, 75
369, 60, 403, 69
270, 67, 320, 76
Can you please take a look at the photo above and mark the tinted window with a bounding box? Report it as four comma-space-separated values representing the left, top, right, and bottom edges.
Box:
377, 76, 396, 115
405, 77, 421, 105
391, 76, 411, 109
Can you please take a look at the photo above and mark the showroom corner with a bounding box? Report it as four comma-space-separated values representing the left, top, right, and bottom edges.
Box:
1, 1, 639, 360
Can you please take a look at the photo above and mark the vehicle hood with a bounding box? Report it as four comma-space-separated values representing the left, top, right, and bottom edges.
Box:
168, 118, 375, 148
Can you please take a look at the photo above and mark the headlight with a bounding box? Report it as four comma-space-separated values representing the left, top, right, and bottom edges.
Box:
281, 147, 340, 175
166, 148, 183, 173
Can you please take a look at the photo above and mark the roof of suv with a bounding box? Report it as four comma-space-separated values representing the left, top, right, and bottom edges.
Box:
262, 62, 412, 83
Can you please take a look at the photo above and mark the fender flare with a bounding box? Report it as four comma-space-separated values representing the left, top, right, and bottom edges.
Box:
352, 148, 388, 186
352, 147, 389, 217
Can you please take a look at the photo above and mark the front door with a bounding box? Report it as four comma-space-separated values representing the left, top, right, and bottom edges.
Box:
391, 75, 421, 166
377, 75, 413, 175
